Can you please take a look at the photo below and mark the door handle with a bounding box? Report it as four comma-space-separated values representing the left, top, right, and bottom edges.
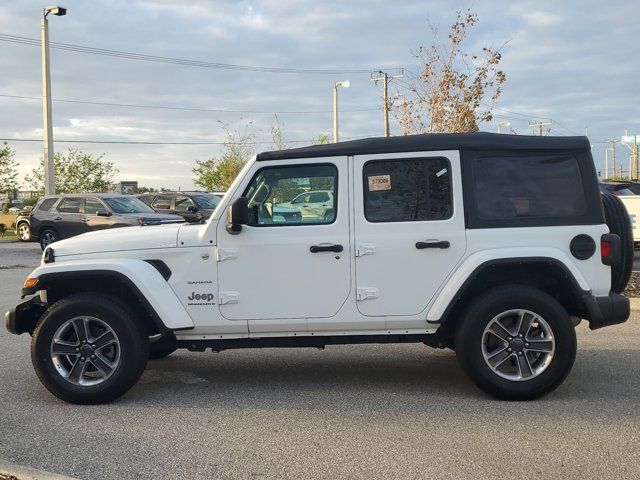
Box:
54, 216, 62, 221
310, 244, 343, 253
416, 240, 450, 249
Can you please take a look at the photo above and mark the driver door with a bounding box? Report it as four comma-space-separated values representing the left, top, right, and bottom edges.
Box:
216, 158, 351, 327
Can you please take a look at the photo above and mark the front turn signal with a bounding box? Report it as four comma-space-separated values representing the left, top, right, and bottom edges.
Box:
23, 277, 39, 289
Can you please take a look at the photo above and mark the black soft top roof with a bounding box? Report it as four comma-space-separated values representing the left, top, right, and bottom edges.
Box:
256, 132, 590, 161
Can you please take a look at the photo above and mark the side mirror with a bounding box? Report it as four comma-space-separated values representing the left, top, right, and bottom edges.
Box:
96, 210, 111, 217
226, 197, 250, 234
187, 205, 198, 213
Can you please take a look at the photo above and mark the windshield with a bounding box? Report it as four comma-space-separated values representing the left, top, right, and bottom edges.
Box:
104, 196, 156, 214
191, 194, 221, 209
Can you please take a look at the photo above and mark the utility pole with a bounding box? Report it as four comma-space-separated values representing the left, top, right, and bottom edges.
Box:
370, 69, 403, 137
41, 6, 67, 195
529, 120, 552, 136
332, 80, 350, 143
610, 138, 618, 179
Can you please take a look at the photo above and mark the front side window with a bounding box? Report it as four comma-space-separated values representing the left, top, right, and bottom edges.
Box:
84, 198, 105, 215
57, 197, 82, 214
175, 195, 195, 212
473, 155, 586, 221
242, 164, 338, 225
363, 157, 452, 222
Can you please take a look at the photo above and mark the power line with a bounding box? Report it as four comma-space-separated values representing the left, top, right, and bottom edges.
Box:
0, 134, 382, 146
0, 33, 388, 75
0, 93, 380, 115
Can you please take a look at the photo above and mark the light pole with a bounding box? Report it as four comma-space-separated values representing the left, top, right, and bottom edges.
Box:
333, 80, 350, 143
42, 5, 66, 195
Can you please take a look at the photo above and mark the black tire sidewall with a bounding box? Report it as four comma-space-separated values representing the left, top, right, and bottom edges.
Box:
31, 294, 149, 404
455, 286, 576, 401
39, 228, 58, 250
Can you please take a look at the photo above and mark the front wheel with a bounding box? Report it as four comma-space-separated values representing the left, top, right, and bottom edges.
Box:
17, 222, 31, 241
455, 286, 576, 401
31, 294, 149, 404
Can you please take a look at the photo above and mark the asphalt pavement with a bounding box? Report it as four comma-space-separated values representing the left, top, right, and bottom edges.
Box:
0, 242, 639, 479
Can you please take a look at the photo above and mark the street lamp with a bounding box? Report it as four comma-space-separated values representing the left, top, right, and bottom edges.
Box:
333, 80, 350, 143
42, 5, 66, 195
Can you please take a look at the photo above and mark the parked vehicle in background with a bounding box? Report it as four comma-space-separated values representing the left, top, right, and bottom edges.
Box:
29, 194, 185, 250
279, 190, 335, 221
15, 207, 33, 242
8, 206, 21, 213
136, 191, 223, 223
599, 182, 635, 196
624, 181, 640, 195
5, 133, 632, 404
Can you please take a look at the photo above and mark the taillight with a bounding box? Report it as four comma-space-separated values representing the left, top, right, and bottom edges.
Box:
601, 233, 620, 266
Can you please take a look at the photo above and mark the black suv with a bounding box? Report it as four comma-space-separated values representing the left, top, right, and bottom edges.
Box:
136, 191, 223, 223
30, 194, 185, 249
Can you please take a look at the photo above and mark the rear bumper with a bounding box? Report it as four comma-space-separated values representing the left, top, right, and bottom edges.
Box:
583, 292, 630, 330
4, 296, 47, 335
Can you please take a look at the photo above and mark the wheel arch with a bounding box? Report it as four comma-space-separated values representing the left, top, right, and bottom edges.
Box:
22, 260, 194, 334
432, 257, 591, 336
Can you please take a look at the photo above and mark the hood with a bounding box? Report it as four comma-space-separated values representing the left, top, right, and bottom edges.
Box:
51, 223, 182, 257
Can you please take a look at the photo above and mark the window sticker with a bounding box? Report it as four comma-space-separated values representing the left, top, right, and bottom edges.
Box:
436, 168, 448, 177
368, 174, 391, 191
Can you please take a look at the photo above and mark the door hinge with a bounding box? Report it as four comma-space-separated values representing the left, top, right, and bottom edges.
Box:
219, 291, 240, 305
356, 243, 376, 257
217, 247, 239, 262
357, 287, 380, 301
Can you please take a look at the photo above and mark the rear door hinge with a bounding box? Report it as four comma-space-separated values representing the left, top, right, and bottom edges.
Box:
219, 291, 240, 305
217, 248, 239, 262
356, 243, 376, 257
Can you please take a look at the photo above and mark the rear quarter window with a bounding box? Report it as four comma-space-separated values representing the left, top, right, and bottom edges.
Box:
37, 198, 57, 211
465, 151, 603, 228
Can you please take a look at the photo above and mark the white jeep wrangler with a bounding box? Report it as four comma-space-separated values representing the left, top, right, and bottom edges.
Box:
5, 133, 632, 404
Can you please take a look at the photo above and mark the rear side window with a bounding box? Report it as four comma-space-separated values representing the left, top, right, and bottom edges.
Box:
84, 198, 104, 215
57, 197, 82, 214
153, 195, 173, 210
363, 157, 452, 222
473, 155, 586, 221
37, 198, 57, 211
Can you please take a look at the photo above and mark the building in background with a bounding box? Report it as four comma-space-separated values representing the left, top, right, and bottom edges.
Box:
112, 181, 139, 194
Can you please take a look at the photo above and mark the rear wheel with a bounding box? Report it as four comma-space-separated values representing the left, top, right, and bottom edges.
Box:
39, 228, 58, 250
455, 286, 576, 401
602, 193, 633, 293
31, 293, 148, 404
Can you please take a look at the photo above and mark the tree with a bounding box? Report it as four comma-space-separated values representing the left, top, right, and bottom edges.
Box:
270, 115, 287, 150
26, 149, 118, 193
0, 142, 19, 195
393, 9, 506, 134
193, 124, 255, 192
313, 134, 331, 145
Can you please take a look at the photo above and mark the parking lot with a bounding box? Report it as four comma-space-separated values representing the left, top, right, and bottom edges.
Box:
1, 242, 639, 479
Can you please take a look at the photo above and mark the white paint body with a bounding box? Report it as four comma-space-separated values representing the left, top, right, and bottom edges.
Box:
26, 150, 611, 340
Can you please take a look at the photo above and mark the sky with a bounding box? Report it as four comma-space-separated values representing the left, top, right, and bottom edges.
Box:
0, 0, 638, 190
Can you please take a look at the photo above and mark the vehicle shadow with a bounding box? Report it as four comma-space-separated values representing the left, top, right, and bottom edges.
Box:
130, 345, 640, 419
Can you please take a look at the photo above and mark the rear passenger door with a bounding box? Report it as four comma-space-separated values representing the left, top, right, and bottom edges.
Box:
55, 197, 86, 238
353, 151, 467, 320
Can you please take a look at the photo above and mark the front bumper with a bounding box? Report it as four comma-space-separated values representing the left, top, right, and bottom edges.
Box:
583, 292, 630, 330
4, 296, 47, 335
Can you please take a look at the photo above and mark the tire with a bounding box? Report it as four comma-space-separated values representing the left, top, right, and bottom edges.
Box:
39, 228, 58, 250
455, 286, 576, 401
31, 293, 149, 404
17, 221, 31, 242
149, 335, 177, 360
601, 193, 633, 293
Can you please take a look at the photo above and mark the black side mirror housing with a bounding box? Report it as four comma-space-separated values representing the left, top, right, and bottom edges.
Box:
226, 197, 250, 234
187, 205, 198, 213
96, 210, 111, 217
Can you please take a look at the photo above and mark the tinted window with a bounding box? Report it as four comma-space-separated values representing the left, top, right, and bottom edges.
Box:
57, 197, 82, 214
137, 195, 154, 206
153, 195, 173, 210
175, 195, 195, 212
38, 198, 57, 211
243, 164, 338, 225
104, 197, 156, 214
191, 194, 220, 209
363, 157, 452, 222
84, 198, 104, 215
473, 155, 586, 220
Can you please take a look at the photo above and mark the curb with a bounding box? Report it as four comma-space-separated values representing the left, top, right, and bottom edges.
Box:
0, 461, 79, 480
